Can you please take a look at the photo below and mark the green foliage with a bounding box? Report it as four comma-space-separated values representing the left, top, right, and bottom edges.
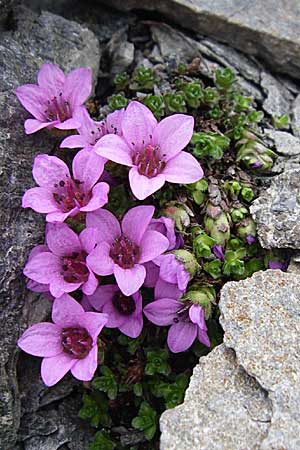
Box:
164, 92, 187, 113
132, 402, 157, 441
191, 132, 230, 160
89, 431, 116, 450
142, 94, 165, 118
92, 366, 118, 400
272, 113, 290, 130
182, 82, 203, 108
113, 72, 129, 91
131, 65, 156, 91
108, 93, 129, 111
203, 259, 222, 279
145, 348, 171, 376
79, 393, 111, 428
215, 67, 236, 90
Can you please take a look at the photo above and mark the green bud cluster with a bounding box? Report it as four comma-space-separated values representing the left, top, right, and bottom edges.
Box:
164, 91, 187, 113
130, 65, 156, 91
161, 202, 193, 231
191, 131, 230, 160
236, 131, 276, 170
142, 94, 165, 118
113, 72, 129, 90
185, 179, 208, 205
108, 92, 128, 111
215, 67, 236, 91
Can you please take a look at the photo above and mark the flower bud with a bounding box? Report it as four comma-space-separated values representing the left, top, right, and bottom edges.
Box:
236, 134, 276, 171
192, 230, 216, 260
173, 249, 200, 278
236, 217, 256, 242
222, 180, 241, 200
161, 202, 192, 231
230, 206, 248, 223
181, 285, 216, 319
204, 206, 231, 246
240, 186, 255, 202
223, 250, 245, 277
203, 259, 222, 279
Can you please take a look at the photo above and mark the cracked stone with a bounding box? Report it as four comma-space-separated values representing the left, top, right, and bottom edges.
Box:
261, 72, 293, 117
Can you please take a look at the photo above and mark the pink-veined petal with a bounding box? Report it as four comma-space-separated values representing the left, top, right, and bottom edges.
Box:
167, 322, 197, 353
32, 154, 70, 187
22, 187, 57, 213
25, 119, 57, 134
113, 264, 146, 296
86, 209, 121, 244
37, 63, 65, 96
46, 207, 78, 223
79, 227, 100, 254
23, 252, 61, 284
80, 182, 109, 212
80, 312, 108, 341
143, 298, 180, 326
70, 345, 98, 381
64, 67, 92, 108
60, 134, 87, 149
15, 84, 48, 121
119, 313, 143, 338
95, 134, 133, 166
86, 243, 114, 276
189, 304, 205, 326
54, 118, 81, 130
139, 230, 169, 264
163, 151, 204, 184
41, 353, 75, 386
46, 222, 82, 256
18, 323, 62, 357
106, 108, 124, 136
87, 284, 118, 311
82, 270, 98, 296
154, 278, 183, 300
121, 205, 154, 245
122, 101, 157, 149
52, 294, 84, 327
153, 114, 194, 161
144, 261, 160, 288
129, 167, 165, 200
72, 148, 105, 192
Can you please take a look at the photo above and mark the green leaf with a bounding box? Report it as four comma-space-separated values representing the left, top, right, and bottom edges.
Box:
79, 394, 111, 428
132, 401, 157, 441
92, 366, 118, 400
145, 348, 171, 376
89, 430, 116, 450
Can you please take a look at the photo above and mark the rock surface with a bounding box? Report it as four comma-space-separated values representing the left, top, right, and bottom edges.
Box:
99, 0, 300, 79
250, 169, 300, 249
160, 344, 272, 450
161, 270, 300, 449
0, 8, 100, 449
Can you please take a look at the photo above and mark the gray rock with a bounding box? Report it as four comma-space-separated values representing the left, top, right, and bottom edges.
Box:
264, 129, 300, 156
261, 72, 293, 117
107, 28, 134, 75
250, 169, 300, 249
220, 270, 300, 449
0, 8, 100, 449
291, 94, 300, 138
160, 345, 272, 450
100, 0, 300, 79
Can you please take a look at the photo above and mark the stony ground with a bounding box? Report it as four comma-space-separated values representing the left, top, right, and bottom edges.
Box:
1, 1, 300, 449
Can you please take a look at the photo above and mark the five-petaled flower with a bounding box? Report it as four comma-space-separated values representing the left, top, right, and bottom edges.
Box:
94, 101, 203, 200
15, 63, 92, 134
17, 294, 108, 386
144, 279, 210, 353
88, 284, 143, 338
22, 150, 109, 222
86, 205, 169, 296
60, 106, 124, 151
24, 223, 100, 297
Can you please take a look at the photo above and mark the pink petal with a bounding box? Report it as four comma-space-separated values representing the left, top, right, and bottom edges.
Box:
27, 279, 50, 293
119, 313, 143, 338
79, 227, 100, 254
18, 322, 62, 357
15, 84, 48, 121
28, 244, 49, 261
139, 230, 169, 264
37, 63, 66, 96
153, 114, 194, 161
49, 276, 82, 298
23, 252, 61, 284
129, 168, 165, 200
177, 265, 190, 291
86, 209, 121, 244
87, 285, 118, 311
121, 205, 155, 245
81, 295, 94, 312
22, 187, 57, 213
163, 151, 204, 184
98, 299, 125, 329
80, 311, 108, 341
71, 345, 98, 381
41, 353, 75, 386
46, 208, 78, 223
106, 108, 124, 136
86, 243, 114, 276
198, 327, 210, 347
144, 261, 160, 288
72, 149, 105, 192
189, 304, 205, 326
122, 101, 157, 149
32, 154, 70, 187
80, 182, 109, 212
95, 134, 132, 166
154, 278, 182, 300
167, 322, 197, 353
25, 119, 57, 134
82, 270, 98, 296
64, 67, 92, 108
143, 298, 180, 326
74, 106, 105, 140
52, 293, 84, 327
60, 134, 86, 149
46, 222, 82, 256
55, 118, 81, 130
159, 254, 178, 285
113, 264, 146, 296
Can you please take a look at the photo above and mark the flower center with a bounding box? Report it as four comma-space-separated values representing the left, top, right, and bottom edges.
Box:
132, 144, 166, 178
89, 122, 106, 146
109, 235, 140, 269
53, 177, 90, 212
62, 251, 89, 283
61, 327, 93, 359
112, 291, 136, 315
44, 92, 72, 122
173, 302, 192, 324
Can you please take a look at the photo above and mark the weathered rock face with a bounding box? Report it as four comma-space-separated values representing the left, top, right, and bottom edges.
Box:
161, 270, 300, 449
250, 169, 300, 249
160, 345, 272, 450
0, 8, 100, 449
99, 0, 300, 79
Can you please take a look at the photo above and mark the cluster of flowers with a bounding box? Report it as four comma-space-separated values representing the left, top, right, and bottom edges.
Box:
16, 63, 208, 387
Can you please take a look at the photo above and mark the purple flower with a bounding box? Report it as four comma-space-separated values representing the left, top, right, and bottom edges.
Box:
144, 261, 160, 288
15, 63, 92, 134
154, 253, 190, 292
95, 101, 203, 200
148, 217, 178, 250
22, 150, 109, 222
88, 284, 143, 338
245, 235, 257, 245
24, 223, 100, 297
144, 279, 210, 353
212, 244, 225, 261
17, 294, 108, 386
268, 260, 289, 271
60, 106, 124, 151
86, 205, 169, 296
